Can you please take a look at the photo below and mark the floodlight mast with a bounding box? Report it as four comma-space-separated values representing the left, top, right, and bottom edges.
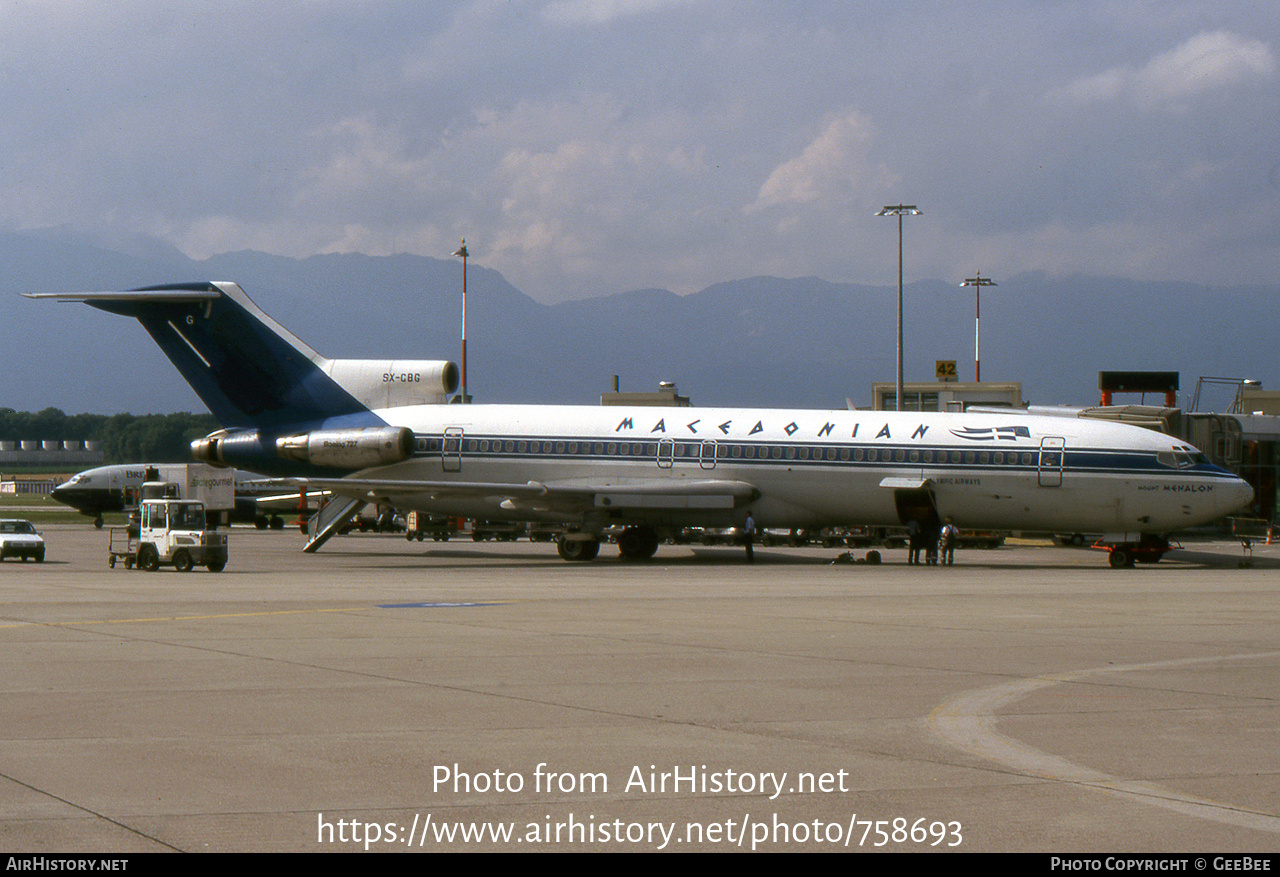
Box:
875, 205, 922, 411
452, 240, 469, 403
960, 271, 997, 382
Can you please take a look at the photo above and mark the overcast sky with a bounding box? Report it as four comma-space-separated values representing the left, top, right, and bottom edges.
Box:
2, 1, 1277, 304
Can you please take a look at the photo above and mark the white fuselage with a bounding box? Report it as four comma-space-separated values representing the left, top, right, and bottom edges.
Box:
348, 403, 1252, 535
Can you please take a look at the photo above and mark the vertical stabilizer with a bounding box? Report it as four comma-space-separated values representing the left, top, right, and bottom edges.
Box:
28, 282, 373, 429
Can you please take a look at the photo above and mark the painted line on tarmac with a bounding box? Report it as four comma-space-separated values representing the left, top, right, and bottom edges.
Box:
0, 601, 515, 629
378, 601, 511, 608
929, 651, 1280, 834
0, 606, 372, 629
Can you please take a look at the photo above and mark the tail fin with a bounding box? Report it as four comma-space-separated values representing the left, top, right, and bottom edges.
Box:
28, 282, 372, 429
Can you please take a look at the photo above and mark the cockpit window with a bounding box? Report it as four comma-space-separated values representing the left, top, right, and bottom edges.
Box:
1157, 449, 1208, 469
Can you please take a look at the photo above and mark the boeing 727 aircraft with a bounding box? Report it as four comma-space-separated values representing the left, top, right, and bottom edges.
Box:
30, 281, 1253, 566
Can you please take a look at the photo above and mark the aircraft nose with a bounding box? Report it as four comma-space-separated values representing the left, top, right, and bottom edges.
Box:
1222, 476, 1255, 516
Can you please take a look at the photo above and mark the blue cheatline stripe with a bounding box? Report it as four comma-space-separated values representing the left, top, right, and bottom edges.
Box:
406, 433, 1237, 480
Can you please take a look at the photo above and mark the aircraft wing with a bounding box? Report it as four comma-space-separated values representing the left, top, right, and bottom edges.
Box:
288, 476, 759, 514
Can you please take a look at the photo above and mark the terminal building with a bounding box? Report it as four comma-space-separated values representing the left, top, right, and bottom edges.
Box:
870, 380, 1023, 412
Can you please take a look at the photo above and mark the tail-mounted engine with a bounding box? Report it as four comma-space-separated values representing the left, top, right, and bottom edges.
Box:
274, 426, 415, 469
324, 360, 459, 408
193, 426, 415, 471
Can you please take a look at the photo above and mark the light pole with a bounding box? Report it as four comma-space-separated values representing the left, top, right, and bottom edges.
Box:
959, 271, 997, 382
451, 239, 469, 403
875, 204, 922, 411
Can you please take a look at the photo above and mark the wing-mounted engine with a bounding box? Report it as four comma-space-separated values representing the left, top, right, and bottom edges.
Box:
324, 360, 459, 408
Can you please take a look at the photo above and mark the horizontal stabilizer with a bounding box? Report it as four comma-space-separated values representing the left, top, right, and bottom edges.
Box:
26, 288, 222, 303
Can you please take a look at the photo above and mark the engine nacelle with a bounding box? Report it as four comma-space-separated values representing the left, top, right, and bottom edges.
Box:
192, 429, 279, 472
275, 426, 414, 469
191, 434, 226, 467
324, 359, 459, 408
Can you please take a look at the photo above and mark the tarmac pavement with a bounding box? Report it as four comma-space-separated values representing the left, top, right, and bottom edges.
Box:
1, 524, 1277, 852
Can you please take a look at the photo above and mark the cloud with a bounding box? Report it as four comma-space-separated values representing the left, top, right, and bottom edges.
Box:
1, 4, 1278, 305
539, 0, 700, 26
746, 109, 897, 217
1060, 30, 1275, 110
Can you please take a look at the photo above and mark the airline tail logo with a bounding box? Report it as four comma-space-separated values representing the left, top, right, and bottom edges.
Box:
950, 425, 1031, 441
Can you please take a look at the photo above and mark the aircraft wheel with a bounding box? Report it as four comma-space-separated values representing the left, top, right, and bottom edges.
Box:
617, 526, 660, 560
173, 549, 193, 573
255, 517, 268, 530
557, 536, 600, 561
138, 545, 160, 572
270, 516, 284, 530
94, 516, 104, 529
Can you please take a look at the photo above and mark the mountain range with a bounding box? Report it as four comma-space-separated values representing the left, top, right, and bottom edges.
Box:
1, 229, 1270, 417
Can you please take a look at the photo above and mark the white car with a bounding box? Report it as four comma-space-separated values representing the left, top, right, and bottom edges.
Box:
0, 519, 46, 562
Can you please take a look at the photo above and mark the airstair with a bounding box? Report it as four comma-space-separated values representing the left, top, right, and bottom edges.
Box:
303, 495, 366, 553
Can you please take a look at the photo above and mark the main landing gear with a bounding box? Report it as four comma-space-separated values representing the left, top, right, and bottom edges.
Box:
555, 525, 661, 561
615, 525, 660, 560
556, 535, 601, 561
